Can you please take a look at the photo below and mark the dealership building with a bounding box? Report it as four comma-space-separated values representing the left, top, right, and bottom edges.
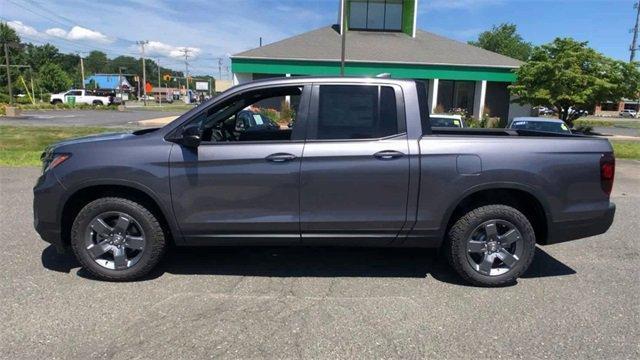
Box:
231, 0, 530, 121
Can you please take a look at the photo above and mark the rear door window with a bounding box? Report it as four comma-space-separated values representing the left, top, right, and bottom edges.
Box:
312, 85, 401, 140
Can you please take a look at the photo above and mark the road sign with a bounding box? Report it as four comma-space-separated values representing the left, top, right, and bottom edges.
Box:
145, 82, 152, 93
195, 81, 208, 90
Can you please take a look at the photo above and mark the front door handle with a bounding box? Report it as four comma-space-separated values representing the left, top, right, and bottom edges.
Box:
373, 150, 404, 160
265, 153, 297, 162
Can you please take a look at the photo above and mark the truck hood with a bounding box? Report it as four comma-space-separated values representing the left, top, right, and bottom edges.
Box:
46, 131, 135, 153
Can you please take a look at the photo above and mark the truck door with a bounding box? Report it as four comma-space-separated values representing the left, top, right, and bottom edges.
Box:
169, 84, 310, 245
300, 84, 410, 246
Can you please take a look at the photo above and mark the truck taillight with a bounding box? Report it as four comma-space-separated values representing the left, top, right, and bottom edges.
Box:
600, 154, 615, 196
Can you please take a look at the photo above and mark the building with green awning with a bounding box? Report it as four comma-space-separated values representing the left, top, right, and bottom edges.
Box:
231, 0, 530, 122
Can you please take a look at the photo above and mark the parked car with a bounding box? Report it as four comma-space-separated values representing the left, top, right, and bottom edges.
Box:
155, 94, 174, 104
535, 106, 555, 116
508, 117, 572, 134
34, 77, 616, 286
49, 89, 111, 106
620, 109, 637, 118
429, 114, 465, 128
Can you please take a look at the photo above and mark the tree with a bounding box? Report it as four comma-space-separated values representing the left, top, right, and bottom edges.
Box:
23, 43, 60, 72
84, 51, 109, 74
469, 23, 532, 61
38, 63, 72, 93
510, 38, 640, 126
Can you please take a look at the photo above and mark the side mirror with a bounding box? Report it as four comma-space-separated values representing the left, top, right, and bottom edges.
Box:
181, 124, 201, 148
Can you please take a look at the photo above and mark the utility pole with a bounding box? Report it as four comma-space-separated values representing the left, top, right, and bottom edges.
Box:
339, 0, 347, 76
217, 57, 222, 80
118, 66, 126, 105
156, 57, 162, 106
136, 40, 149, 105
4, 43, 13, 105
631, 2, 640, 114
631, 2, 640, 62
77, 52, 86, 88
178, 48, 191, 101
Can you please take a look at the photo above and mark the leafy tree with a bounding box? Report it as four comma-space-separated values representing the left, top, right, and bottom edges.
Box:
38, 63, 72, 93
0, 22, 25, 97
84, 51, 109, 74
510, 38, 640, 126
469, 23, 532, 61
23, 43, 60, 72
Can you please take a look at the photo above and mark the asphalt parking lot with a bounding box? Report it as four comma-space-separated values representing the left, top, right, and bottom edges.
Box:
1, 162, 638, 359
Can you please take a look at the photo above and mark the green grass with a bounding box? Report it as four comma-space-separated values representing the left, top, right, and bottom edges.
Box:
611, 141, 640, 160
576, 118, 640, 129
1, 125, 638, 167
0, 125, 125, 167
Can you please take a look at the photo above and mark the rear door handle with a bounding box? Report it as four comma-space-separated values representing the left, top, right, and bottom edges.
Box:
265, 153, 297, 162
374, 150, 404, 160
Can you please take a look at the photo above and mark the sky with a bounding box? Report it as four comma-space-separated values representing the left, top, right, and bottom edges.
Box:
1, 0, 638, 78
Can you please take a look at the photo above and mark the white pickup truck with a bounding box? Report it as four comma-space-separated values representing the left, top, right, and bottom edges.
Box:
50, 89, 111, 106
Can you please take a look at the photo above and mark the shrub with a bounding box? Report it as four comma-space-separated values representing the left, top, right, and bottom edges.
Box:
259, 108, 279, 122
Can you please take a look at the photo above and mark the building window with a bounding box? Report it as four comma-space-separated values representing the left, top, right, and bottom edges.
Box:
349, 0, 403, 32
436, 80, 476, 116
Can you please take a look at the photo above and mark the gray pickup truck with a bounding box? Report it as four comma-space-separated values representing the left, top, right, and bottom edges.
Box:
34, 77, 616, 286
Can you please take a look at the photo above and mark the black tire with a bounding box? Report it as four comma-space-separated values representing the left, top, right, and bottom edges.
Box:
70, 197, 166, 281
51, 99, 62, 105
92, 100, 104, 106
446, 205, 536, 287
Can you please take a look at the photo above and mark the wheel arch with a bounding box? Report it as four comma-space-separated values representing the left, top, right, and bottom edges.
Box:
442, 183, 551, 245
60, 182, 180, 248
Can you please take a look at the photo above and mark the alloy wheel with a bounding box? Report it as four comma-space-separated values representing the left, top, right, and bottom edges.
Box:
84, 211, 146, 270
465, 219, 524, 276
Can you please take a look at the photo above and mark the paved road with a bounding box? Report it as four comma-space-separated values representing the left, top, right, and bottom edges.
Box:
1, 162, 639, 359
0, 109, 188, 127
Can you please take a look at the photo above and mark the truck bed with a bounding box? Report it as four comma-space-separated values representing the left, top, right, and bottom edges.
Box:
430, 127, 585, 138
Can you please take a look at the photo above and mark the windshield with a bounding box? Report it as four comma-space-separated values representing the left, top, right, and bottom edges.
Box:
430, 116, 462, 128
510, 120, 571, 133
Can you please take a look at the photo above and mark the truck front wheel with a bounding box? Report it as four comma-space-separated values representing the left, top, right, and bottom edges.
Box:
70, 197, 167, 281
446, 205, 536, 287
92, 100, 104, 106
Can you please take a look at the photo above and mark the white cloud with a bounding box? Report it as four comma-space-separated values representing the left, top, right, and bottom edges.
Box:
144, 41, 201, 59
45, 28, 67, 38
66, 26, 113, 44
44, 25, 113, 44
7, 20, 42, 38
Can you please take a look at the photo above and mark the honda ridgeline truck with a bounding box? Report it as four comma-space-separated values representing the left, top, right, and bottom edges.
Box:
34, 77, 616, 286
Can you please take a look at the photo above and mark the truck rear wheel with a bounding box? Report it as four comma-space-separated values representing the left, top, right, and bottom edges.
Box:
446, 205, 536, 287
70, 197, 167, 281
92, 100, 104, 106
